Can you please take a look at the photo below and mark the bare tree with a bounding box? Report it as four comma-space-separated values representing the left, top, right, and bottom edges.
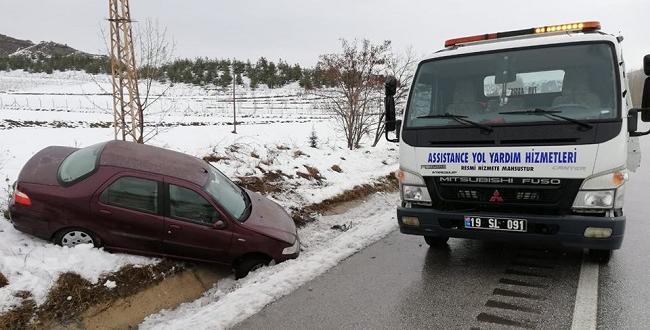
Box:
134, 19, 175, 142
372, 46, 418, 146
94, 18, 175, 143
316, 39, 391, 150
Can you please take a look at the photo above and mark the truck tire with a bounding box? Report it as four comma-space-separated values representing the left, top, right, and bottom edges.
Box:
424, 236, 449, 247
588, 249, 612, 263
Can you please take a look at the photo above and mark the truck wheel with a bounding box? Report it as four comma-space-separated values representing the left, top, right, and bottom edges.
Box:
588, 249, 612, 263
234, 255, 271, 279
424, 236, 449, 247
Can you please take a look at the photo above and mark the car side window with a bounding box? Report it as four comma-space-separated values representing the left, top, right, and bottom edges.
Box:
169, 184, 220, 225
100, 177, 159, 214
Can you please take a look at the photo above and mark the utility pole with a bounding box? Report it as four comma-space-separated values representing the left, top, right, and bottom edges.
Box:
231, 58, 237, 134
108, 0, 143, 143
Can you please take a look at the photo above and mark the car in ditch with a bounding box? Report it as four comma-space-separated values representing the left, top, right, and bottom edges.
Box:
7, 140, 300, 278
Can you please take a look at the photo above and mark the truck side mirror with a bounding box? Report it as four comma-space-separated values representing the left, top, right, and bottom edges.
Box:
642, 76, 650, 121
639, 55, 650, 122
385, 76, 398, 132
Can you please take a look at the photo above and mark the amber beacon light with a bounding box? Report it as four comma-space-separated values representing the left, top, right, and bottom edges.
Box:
445, 21, 602, 47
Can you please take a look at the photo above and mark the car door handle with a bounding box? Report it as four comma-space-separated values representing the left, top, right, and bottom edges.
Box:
99, 209, 112, 215
169, 224, 182, 230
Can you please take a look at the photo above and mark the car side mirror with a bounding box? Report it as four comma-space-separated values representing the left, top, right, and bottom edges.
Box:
213, 220, 227, 229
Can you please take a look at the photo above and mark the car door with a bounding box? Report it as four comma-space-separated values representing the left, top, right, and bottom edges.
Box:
91, 172, 165, 254
162, 176, 233, 264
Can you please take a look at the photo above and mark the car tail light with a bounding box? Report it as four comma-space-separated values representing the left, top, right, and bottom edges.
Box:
14, 190, 32, 206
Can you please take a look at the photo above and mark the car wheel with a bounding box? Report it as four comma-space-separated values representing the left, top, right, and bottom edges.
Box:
588, 249, 612, 264
234, 256, 271, 279
424, 236, 449, 247
55, 228, 100, 248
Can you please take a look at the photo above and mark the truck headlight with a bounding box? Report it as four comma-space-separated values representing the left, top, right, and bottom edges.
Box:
402, 185, 432, 203
282, 238, 299, 255
398, 169, 431, 204
573, 190, 615, 209
572, 169, 627, 211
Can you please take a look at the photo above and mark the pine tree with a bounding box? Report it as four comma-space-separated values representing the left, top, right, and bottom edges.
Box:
308, 126, 318, 148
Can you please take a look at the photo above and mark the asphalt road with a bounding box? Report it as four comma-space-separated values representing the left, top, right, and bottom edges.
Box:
237, 233, 583, 330
597, 170, 650, 330
237, 172, 650, 330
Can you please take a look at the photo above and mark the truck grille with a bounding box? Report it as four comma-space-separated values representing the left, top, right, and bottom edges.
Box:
426, 176, 583, 214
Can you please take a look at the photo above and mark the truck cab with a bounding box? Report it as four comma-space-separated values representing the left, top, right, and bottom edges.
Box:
385, 21, 650, 262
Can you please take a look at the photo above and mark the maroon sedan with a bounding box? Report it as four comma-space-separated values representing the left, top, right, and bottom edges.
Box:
8, 141, 299, 278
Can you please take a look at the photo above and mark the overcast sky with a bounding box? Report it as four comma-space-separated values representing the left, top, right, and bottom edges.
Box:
0, 0, 648, 69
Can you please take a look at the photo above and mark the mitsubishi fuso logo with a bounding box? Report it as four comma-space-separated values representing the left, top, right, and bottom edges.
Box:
490, 190, 504, 203
438, 177, 561, 185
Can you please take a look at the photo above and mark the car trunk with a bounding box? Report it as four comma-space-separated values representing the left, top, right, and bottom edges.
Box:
18, 146, 77, 186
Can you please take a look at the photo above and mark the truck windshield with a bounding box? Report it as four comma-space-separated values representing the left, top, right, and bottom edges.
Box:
405, 43, 619, 129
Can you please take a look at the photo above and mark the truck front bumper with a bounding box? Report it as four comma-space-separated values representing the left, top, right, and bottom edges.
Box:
397, 207, 625, 250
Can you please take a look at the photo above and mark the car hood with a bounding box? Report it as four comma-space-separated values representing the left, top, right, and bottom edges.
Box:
19, 146, 77, 186
240, 189, 297, 244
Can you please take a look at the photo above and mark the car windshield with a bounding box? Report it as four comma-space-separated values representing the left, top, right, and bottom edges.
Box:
405, 43, 619, 128
58, 142, 106, 185
205, 165, 248, 221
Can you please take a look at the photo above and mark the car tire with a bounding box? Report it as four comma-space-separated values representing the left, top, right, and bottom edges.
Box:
54, 228, 101, 248
588, 249, 612, 264
424, 236, 449, 247
234, 256, 271, 279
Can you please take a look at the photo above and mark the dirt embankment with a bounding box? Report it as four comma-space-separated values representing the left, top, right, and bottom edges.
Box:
0, 260, 186, 329
291, 173, 398, 225
0, 272, 7, 288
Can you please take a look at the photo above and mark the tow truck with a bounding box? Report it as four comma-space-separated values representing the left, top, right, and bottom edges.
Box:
384, 21, 650, 262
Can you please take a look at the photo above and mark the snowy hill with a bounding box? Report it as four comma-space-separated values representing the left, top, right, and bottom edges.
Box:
0, 33, 96, 58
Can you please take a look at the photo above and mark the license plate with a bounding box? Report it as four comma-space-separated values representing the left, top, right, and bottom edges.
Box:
464, 216, 527, 232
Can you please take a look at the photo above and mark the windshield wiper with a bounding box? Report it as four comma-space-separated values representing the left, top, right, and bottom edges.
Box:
417, 113, 493, 132
499, 108, 593, 130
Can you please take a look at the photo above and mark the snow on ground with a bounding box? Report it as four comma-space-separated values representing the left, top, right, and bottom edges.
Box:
141, 192, 399, 330
0, 223, 155, 313
0, 70, 397, 315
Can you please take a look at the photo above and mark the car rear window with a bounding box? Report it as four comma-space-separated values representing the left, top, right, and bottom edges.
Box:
58, 142, 105, 185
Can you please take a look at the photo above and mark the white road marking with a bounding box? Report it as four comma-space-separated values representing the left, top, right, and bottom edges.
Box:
571, 253, 600, 330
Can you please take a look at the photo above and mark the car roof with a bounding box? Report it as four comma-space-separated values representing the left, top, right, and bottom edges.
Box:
99, 140, 210, 186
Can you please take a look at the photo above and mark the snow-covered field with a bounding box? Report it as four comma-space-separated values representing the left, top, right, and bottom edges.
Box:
0, 70, 398, 318
0, 70, 329, 128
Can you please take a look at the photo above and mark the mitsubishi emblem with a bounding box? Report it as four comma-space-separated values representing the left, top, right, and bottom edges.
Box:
489, 190, 504, 203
